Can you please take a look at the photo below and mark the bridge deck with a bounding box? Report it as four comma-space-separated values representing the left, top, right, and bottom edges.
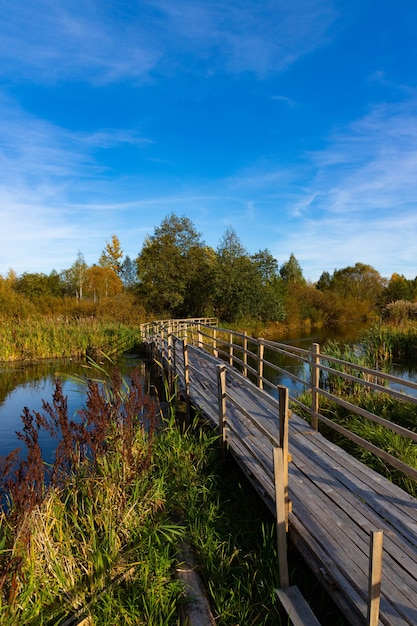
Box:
154, 339, 417, 626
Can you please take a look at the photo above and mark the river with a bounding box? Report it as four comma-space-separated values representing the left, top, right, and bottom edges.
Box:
0, 352, 149, 461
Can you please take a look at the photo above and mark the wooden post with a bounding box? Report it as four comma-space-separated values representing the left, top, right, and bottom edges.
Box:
213, 329, 218, 358
258, 339, 265, 389
216, 364, 227, 458
367, 530, 383, 626
229, 332, 234, 366
197, 323, 202, 349
173, 336, 178, 414
167, 327, 173, 392
311, 343, 320, 431
183, 338, 191, 425
243, 331, 248, 377
278, 385, 290, 528
273, 446, 289, 588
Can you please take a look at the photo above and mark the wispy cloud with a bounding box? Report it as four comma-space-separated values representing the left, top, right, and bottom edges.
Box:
0, 0, 338, 83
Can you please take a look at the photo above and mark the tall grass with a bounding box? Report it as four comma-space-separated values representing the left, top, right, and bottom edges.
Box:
0, 318, 139, 362
303, 339, 417, 497
0, 359, 349, 625
361, 322, 417, 364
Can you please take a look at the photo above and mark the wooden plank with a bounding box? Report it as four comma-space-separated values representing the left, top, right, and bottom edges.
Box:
288, 427, 417, 547
276, 586, 321, 626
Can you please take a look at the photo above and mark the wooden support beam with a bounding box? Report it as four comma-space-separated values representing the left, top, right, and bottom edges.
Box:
183, 338, 191, 425
278, 385, 291, 527
258, 339, 265, 389
311, 343, 320, 431
243, 331, 248, 377
367, 530, 383, 626
273, 446, 289, 588
276, 586, 322, 626
216, 364, 227, 458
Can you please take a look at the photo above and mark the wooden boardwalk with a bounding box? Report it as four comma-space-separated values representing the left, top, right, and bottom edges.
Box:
143, 324, 417, 626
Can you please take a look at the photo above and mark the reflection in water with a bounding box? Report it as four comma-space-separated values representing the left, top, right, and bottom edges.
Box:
270, 322, 369, 348
0, 353, 148, 461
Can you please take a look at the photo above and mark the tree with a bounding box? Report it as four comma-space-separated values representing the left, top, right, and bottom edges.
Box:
380, 273, 414, 306
136, 213, 211, 317
120, 255, 137, 290
251, 249, 279, 285
14, 271, 64, 301
84, 266, 123, 301
213, 228, 249, 321
61, 252, 87, 300
330, 263, 386, 306
99, 235, 123, 276
279, 254, 305, 285
316, 271, 332, 291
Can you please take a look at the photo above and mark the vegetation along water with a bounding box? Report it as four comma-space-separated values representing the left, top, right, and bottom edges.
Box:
2, 212, 417, 622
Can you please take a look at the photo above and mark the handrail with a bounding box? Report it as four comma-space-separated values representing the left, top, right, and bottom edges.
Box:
143, 319, 417, 482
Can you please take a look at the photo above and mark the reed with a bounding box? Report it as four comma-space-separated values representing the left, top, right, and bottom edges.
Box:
297, 339, 417, 497
0, 359, 348, 625
0, 317, 139, 362
361, 322, 417, 364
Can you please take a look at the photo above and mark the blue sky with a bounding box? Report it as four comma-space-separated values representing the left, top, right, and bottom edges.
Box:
1, 0, 417, 282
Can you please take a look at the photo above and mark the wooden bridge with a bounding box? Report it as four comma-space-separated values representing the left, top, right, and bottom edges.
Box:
140, 318, 417, 626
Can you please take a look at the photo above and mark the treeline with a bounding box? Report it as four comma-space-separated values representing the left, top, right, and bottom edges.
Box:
1, 213, 417, 327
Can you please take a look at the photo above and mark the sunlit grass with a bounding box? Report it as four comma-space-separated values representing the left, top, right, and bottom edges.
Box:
0, 317, 139, 361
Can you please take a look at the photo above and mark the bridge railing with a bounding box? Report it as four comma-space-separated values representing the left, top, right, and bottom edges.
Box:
144, 319, 417, 483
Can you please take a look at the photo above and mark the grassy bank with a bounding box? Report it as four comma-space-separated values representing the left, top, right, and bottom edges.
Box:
0, 362, 347, 625
0, 317, 139, 362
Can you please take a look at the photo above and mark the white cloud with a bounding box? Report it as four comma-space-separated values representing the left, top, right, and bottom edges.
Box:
0, 0, 338, 83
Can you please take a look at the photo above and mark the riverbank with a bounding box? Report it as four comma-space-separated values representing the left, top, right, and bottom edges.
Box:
0, 318, 139, 362
0, 361, 347, 625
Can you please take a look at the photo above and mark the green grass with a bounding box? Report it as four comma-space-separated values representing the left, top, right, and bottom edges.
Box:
0, 317, 139, 361
0, 359, 349, 625
300, 338, 417, 497
361, 322, 417, 364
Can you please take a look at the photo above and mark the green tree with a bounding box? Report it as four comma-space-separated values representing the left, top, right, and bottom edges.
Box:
279, 254, 306, 285
330, 263, 386, 306
380, 273, 414, 307
252, 249, 279, 284
251, 249, 286, 321
14, 271, 64, 301
136, 213, 211, 317
316, 271, 332, 291
213, 228, 251, 321
61, 252, 88, 300
120, 255, 137, 290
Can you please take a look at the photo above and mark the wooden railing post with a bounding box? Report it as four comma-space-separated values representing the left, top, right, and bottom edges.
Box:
216, 364, 227, 458
273, 446, 289, 588
213, 329, 218, 358
243, 331, 248, 377
311, 343, 320, 431
183, 338, 191, 425
278, 385, 290, 529
258, 339, 265, 389
368, 530, 383, 626
229, 332, 234, 365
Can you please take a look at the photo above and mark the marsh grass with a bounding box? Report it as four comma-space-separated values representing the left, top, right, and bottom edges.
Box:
0, 318, 138, 362
361, 322, 417, 364
301, 339, 417, 497
0, 358, 350, 625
